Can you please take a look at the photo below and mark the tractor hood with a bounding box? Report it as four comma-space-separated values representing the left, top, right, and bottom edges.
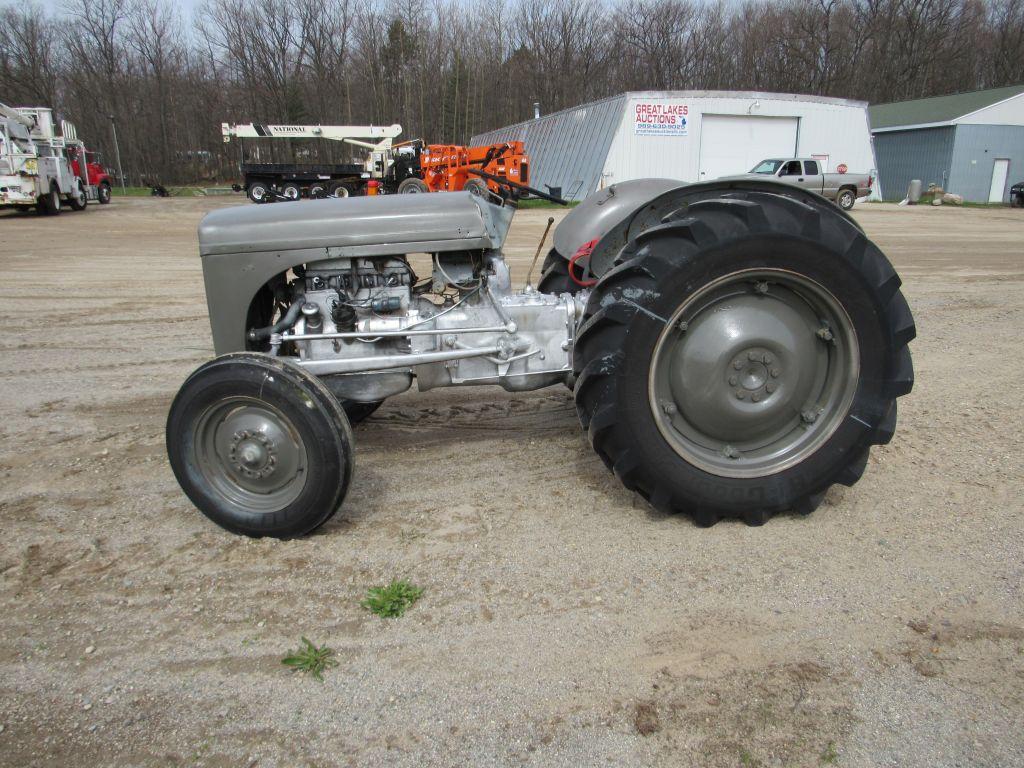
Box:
198, 191, 513, 258
198, 192, 514, 355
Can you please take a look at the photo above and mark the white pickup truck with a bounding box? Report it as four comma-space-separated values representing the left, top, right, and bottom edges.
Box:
724, 158, 873, 211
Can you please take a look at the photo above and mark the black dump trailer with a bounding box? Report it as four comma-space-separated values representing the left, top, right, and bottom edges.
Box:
240, 162, 366, 203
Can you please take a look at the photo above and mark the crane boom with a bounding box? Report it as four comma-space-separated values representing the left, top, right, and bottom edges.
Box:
222, 123, 402, 144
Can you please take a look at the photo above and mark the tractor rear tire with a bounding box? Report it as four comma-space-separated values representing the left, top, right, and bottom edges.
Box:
166, 353, 355, 538
398, 178, 430, 194
573, 189, 915, 526
537, 248, 579, 295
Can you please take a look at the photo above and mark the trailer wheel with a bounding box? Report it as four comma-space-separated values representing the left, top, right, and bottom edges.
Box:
333, 182, 358, 198
398, 178, 430, 194
40, 184, 62, 216
836, 188, 856, 211
167, 353, 355, 538
68, 180, 88, 211
309, 183, 328, 199
97, 181, 112, 204
247, 182, 270, 204
573, 190, 915, 526
280, 183, 302, 201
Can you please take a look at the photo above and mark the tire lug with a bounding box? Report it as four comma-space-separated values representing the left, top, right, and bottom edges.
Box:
661, 401, 677, 415
770, 368, 780, 378
816, 326, 834, 342
765, 381, 777, 394
728, 375, 738, 386
762, 353, 772, 364
677, 320, 688, 332
735, 391, 745, 400
801, 409, 819, 424
733, 360, 743, 370
722, 445, 740, 459
748, 351, 759, 361
754, 281, 768, 295
752, 393, 761, 402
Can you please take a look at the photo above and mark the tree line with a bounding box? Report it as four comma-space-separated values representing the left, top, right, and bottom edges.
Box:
2, 0, 1022, 184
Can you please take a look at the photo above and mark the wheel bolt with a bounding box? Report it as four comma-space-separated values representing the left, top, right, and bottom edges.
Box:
729, 375, 738, 386
765, 382, 777, 394
752, 393, 761, 402
770, 368, 780, 378
733, 360, 743, 370
662, 401, 677, 415
735, 391, 746, 400
748, 351, 759, 361
801, 409, 818, 423
762, 354, 772, 364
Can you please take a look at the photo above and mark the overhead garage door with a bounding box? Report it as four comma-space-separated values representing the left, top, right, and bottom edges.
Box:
698, 115, 799, 181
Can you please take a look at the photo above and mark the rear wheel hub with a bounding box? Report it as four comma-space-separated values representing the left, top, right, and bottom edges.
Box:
649, 269, 859, 478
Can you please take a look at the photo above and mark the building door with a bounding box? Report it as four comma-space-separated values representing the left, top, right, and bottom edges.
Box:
698, 115, 799, 181
989, 158, 1010, 203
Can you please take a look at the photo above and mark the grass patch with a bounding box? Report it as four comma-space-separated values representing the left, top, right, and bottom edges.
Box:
515, 197, 579, 209
281, 637, 339, 681
820, 741, 839, 764
361, 580, 423, 618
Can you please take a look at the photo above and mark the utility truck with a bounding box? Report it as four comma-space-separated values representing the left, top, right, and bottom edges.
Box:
1, 103, 95, 214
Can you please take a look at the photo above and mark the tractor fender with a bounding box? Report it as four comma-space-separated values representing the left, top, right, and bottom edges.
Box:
579, 178, 865, 278
552, 179, 684, 263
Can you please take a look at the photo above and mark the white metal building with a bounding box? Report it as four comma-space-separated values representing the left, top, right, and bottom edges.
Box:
472, 91, 878, 200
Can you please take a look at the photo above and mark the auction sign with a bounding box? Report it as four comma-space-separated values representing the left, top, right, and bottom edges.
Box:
634, 101, 689, 136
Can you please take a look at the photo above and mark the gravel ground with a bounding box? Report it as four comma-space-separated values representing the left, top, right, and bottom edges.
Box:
0, 196, 1021, 768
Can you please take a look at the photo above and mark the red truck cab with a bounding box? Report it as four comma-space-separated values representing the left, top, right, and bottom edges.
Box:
70, 149, 113, 204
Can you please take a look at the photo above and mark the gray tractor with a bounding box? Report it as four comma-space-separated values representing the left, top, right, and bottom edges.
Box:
167, 179, 915, 537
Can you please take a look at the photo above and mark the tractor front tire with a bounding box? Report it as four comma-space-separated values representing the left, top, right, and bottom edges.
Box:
573, 190, 914, 526
98, 181, 112, 204
167, 353, 355, 538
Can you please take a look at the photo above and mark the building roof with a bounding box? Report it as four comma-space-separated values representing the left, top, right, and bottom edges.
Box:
869, 84, 1024, 130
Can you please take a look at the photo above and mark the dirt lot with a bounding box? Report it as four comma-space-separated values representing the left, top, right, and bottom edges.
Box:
0, 195, 1022, 768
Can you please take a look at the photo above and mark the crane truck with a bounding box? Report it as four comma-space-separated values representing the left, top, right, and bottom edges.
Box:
222, 121, 532, 202
1, 103, 99, 214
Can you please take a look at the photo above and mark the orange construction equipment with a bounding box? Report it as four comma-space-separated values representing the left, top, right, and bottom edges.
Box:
416, 142, 529, 197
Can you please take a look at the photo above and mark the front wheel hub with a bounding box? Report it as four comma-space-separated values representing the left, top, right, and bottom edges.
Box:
649, 269, 859, 478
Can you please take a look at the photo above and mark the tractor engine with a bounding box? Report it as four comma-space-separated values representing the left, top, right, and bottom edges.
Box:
279, 252, 581, 404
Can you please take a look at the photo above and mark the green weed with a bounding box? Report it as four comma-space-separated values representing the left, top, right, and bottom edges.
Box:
361, 580, 423, 618
281, 637, 339, 681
